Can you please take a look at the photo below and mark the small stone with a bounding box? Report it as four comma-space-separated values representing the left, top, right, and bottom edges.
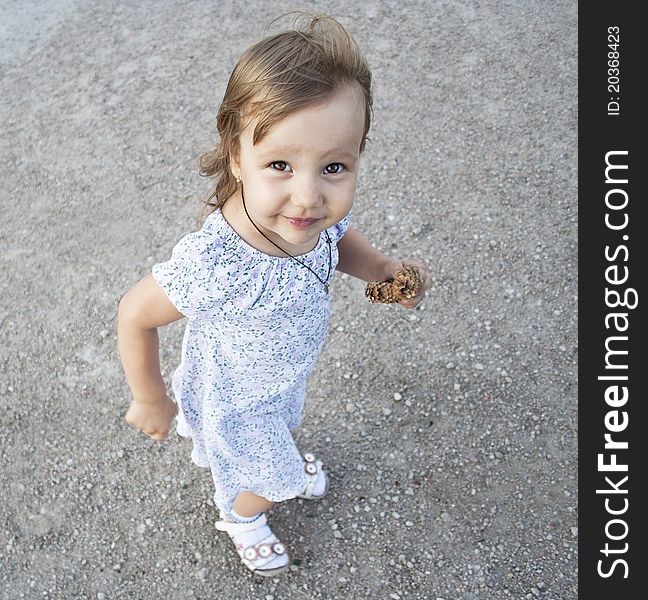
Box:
474, 363, 484, 370
333, 530, 342, 539
383, 407, 392, 416
393, 392, 402, 401
405, 521, 414, 527
97, 594, 106, 600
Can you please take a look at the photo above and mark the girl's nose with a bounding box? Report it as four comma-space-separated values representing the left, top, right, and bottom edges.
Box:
291, 176, 323, 208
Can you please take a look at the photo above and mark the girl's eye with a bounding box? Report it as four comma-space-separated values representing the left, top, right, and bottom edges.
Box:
270, 161, 291, 172
324, 163, 345, 174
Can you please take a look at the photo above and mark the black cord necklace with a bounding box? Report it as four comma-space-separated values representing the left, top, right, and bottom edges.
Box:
240, 185, 332, 294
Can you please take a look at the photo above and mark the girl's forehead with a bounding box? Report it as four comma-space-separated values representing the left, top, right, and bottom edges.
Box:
241, 85, 365, 149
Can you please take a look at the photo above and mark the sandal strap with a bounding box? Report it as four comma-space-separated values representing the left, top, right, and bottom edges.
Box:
215, 513, 287, 571
239, 533, 287, 569
215, 513, 267, 534
302, 464, 321, 495
301, 455, 326, 497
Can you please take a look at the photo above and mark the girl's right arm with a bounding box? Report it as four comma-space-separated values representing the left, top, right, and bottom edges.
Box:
117, 273, 185, 440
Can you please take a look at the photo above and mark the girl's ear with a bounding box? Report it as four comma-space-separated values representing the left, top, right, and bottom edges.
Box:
229, 152, 241, 179
229, 144, 241, 180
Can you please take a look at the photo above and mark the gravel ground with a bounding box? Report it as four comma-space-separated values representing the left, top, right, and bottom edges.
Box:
0, 1, 577, 598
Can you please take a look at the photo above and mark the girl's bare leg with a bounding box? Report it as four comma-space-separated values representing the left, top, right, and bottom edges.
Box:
232, 491, 274, 517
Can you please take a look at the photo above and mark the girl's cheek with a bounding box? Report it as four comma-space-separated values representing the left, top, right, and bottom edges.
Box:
261, 172, 287, 186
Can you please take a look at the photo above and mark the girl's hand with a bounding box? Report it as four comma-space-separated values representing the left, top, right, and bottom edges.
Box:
125, 395, 178, 441
380, 258, 432, 309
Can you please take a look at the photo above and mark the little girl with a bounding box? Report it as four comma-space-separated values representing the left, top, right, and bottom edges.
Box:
118, 13, 430, 577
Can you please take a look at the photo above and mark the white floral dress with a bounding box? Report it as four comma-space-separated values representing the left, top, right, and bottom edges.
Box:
152, 207, 351, 515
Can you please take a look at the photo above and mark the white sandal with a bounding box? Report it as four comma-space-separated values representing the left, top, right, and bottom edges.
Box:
297, 452, 329, 500
215, 513, 290, 576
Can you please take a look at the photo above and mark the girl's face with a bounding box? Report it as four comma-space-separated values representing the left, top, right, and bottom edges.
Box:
229, 84, 365, 256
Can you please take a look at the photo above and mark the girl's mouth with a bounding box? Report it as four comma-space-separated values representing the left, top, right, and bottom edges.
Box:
286, 217, 319, 228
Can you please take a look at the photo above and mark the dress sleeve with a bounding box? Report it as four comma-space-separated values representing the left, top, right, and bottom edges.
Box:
330, 210, 353, 243
152, 226, 230, 319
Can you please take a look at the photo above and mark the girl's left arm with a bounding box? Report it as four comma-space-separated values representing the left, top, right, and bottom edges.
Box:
336, 226, 432, 309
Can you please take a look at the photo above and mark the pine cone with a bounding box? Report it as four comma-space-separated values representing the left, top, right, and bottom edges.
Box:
365, 266, 423, 303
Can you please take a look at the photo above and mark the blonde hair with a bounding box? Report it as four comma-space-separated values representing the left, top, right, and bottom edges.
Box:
197, 13, 373, 223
